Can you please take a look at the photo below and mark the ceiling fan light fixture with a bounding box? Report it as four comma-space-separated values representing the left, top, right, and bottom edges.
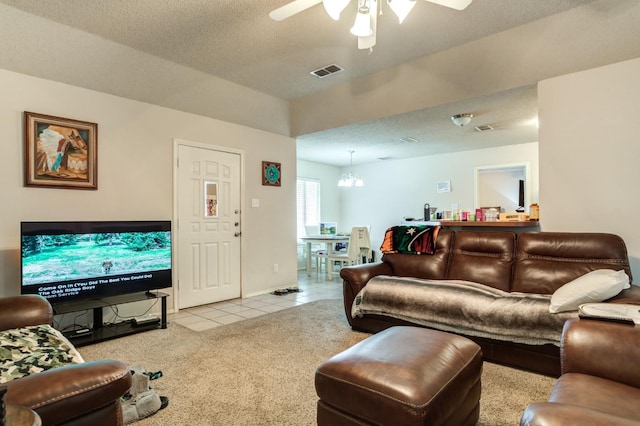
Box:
269, 0, 472, 49
323, 0, 351, 20
451, 113, 473, 127
387, 0, 417, 24
350, 2, 373, 37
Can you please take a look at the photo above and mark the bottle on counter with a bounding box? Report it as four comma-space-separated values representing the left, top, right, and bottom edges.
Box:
530, 203, 540, 220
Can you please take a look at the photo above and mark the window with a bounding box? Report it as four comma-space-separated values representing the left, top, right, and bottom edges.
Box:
296, 178, 320, 240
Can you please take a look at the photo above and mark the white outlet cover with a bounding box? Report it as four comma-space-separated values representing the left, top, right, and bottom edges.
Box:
252, 198, 260, 207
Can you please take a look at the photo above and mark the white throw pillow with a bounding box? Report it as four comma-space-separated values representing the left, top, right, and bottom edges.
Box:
549, 269, 630, 313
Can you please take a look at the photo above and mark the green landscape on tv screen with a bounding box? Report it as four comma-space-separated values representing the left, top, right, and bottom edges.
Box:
22, 231, 171, 286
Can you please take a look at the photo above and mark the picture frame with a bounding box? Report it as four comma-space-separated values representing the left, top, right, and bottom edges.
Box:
24, 111, 98, 190
262, 161, 281, 186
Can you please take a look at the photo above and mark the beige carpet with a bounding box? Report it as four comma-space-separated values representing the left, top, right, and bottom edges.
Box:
79, 299, 555, 425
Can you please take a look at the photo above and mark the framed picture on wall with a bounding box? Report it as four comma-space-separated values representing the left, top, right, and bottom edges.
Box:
24, 111, 98, 190
262, 161, 281, 186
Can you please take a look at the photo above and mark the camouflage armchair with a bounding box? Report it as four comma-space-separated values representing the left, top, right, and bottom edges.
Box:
0, 295, 131, 426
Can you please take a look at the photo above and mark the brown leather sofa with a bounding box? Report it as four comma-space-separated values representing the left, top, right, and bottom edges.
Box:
341, 230, 640, 376
521, 318, 640, 425
1, 295, 132, 426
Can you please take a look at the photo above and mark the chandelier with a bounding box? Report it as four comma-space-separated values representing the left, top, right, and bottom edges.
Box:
338, 150, 364, 187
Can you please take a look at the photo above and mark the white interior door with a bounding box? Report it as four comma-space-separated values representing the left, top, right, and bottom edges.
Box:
177, 144, 241, 308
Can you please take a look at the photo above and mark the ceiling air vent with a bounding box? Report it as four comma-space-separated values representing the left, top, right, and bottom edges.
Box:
400, 137, 419, 143
310, 64, 344, 78
474, 124, 494, 132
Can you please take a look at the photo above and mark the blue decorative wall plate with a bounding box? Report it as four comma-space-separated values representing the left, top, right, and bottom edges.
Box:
262, 161, 281, 186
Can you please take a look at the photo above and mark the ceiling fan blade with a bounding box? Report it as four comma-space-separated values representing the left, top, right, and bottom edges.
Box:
357, 0, 377, 50
425, 0, 472, 11
269, 0, 323, 21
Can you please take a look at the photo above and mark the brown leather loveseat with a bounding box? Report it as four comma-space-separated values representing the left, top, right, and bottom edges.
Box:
0, 295, 132, 425
340, 229, 640, 376
521, 318, 640, 425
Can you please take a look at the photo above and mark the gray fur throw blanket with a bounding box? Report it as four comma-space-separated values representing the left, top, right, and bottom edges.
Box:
352, 276, 577, 345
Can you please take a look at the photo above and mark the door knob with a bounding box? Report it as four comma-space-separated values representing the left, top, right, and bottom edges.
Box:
234, 232, 241, 237
235, 222, 239, 227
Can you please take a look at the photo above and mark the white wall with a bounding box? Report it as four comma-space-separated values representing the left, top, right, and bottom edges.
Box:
0, 69, 298, 305
538, 57, 640, 282
338, 143, 539, 253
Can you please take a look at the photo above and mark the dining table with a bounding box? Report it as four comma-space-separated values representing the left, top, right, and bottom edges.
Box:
300, 235, 350, 280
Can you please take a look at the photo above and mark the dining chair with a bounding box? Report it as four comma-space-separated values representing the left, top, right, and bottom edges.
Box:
305, 225, 328, 272
325, 226, 371, 277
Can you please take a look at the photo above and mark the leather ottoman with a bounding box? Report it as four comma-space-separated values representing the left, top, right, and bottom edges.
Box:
315, 326, 483, 426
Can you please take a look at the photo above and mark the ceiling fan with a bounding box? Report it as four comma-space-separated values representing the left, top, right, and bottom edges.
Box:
269, 0, 472, 50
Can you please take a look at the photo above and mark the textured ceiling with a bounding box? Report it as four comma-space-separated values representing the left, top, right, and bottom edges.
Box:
0, 0, 589, 100
297, 85, 539, 164
2, 0, 636, 166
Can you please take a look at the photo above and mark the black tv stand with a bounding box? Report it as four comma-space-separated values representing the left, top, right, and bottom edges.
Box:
53, 291, 168, 347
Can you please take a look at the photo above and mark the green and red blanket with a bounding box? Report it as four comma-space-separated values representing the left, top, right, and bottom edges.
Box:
380, 225, 440, 255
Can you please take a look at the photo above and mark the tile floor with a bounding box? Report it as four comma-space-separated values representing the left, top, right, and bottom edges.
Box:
168, 270, 342, 331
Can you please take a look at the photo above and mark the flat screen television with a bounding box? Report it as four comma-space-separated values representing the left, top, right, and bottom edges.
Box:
21, 220, 172, 305
516, 179, 526, 212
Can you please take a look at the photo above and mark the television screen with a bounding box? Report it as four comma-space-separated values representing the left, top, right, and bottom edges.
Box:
21, 221, 172, 304
518, 180, 525, 208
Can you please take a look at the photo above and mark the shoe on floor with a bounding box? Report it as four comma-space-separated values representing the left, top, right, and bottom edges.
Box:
121, 366, 168, 424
